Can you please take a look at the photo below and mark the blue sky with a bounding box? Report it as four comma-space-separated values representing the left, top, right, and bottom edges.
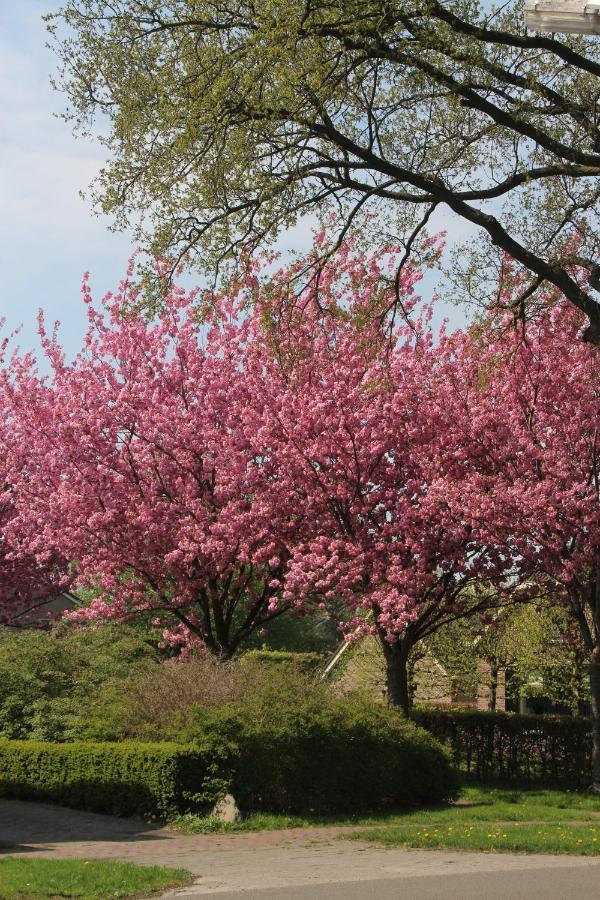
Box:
1, 3, 468, 365
0, 2, 147, 359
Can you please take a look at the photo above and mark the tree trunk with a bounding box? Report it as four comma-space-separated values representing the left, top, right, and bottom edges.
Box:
383, 640, 412, 716
589, 648, 600, 794
489, 664, 498, 712
571, 671, 580, 718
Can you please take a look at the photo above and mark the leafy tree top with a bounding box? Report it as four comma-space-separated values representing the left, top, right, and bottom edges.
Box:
47, 1, 600, 336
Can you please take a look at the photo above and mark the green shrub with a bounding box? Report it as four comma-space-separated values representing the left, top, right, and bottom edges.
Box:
182, 694, 459, 815
119, 653, 324, 738
240, 649, 324, 673
0, 701, 459, 818
413, 708, 592, 786
0, 627, 156, 742
0, 740, 229, 817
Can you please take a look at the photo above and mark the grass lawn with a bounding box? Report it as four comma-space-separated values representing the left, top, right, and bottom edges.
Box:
171, 784, 600, 855
347, 822, 600, 855
0, 857, 192, 899
343, 785, 600, 855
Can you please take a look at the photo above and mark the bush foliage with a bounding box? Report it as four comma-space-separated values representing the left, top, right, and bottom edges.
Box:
0, 702, 458, 817
0, 627, 156, 742
414, 708, 592, 786
0, 629, 328, 744
179, 693, 459, 815
119, 651, 323, 737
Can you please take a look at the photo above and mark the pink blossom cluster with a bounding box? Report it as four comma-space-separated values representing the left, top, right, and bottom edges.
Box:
0, 339, 69, 624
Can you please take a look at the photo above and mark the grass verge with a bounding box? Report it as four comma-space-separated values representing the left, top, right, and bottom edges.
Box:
346, 822, 600, 855
170, 785, 600, 834
0, 856, 192, 899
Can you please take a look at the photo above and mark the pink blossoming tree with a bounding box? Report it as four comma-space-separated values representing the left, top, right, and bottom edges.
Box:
242, 247, 512, 712
2, 247, 447, 661
1, 270, 305, 657
442, 291, 600, 789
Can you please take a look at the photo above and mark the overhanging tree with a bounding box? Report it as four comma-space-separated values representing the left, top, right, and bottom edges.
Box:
48, 1, 600, 336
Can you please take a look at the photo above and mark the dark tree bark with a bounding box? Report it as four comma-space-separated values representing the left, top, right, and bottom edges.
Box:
382, 638, 412, 716
488, 664, 498, 712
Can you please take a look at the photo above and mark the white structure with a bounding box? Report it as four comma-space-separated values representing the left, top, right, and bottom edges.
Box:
525, 0, 600, 33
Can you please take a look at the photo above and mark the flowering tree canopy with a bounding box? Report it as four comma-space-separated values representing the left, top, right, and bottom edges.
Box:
440, 291, 600, 788
0, 400, 69, 626
1, 269, 303, 657
241, 246, 512, 711
3, 248, 455, 661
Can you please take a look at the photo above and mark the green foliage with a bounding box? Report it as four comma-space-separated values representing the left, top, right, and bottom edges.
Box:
414, 708, 592, 786
0, 696, 458, 818
0, 626, 157, 741
179, 693, 459, 815
423, 603, 590, 713
0, 856, 191, 899
0, 740, 224, 817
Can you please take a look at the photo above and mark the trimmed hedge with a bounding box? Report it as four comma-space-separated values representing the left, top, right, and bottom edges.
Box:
0, 740, 226, 817
413, 708, 592, 786
0, 700, 459, 818
184, 696, 460, 814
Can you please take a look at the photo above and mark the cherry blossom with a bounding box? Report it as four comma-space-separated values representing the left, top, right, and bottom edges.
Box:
439, 288, 600, 789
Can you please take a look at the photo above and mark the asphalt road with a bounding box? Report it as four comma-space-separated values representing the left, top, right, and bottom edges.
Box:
174, 865, 600, 899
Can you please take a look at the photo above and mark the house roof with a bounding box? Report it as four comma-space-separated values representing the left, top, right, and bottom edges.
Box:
8, 591, 83, 629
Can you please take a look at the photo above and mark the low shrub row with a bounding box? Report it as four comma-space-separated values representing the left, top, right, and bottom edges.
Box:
0, 699, 459, 817
413, 708, 592, 786
0, 741, 224, 818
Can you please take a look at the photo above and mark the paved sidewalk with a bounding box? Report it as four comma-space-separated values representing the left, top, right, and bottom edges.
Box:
2, 799, 600, 898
